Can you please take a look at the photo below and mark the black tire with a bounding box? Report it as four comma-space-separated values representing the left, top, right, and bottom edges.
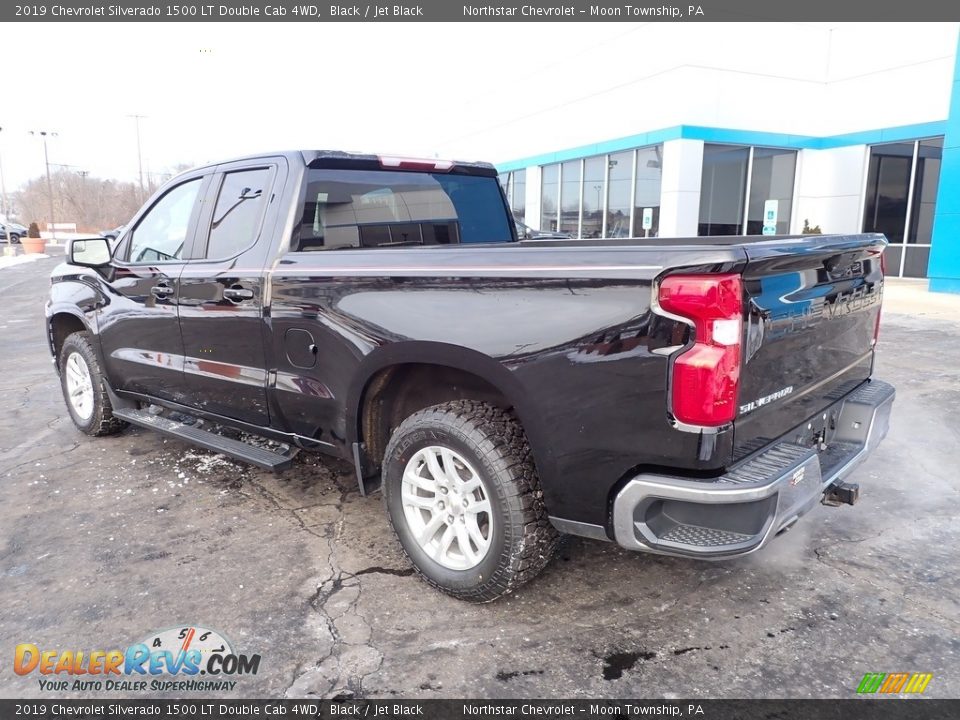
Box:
9, 234, 19, 244
59, 331, 128, 436
382, 400, 560, 602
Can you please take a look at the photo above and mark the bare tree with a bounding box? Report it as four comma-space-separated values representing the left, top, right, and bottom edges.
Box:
11, 164, 195, 232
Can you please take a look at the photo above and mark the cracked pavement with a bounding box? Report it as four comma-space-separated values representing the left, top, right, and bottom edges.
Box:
1, 255, 958, 699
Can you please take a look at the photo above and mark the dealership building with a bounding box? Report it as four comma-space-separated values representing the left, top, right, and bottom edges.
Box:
493, 24, 960, 292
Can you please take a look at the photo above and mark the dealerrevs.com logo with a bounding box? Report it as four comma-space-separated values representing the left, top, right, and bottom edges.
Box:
14, 626, 261, 692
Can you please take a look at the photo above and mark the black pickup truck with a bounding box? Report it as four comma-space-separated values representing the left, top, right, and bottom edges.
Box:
47, 151, 895, 601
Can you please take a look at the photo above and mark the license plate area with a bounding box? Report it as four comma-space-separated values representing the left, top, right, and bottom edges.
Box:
790, 411, 834, 451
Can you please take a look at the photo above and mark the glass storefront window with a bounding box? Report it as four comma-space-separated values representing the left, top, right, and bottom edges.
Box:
537, 144, 662, 239
699, 145, 750, 236
499, 171, 526, 223
560, 160, 581, 236
511, 169, 526, 223
863, 142, 914, 245
909, 137, 942, 245
540, 164, 559, 232
581, 156, 605, 239
606, 151, 632, 238
633, 146, 662, 237
747, 148, 796, 235
863, 136, 943, 278
699, 144, 796, 237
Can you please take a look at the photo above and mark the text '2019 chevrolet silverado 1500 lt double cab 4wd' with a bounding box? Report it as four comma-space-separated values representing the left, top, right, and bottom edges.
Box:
47, 151, 895, 601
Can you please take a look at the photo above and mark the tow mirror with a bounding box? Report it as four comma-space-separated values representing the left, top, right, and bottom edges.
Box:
69, 237, 112, 268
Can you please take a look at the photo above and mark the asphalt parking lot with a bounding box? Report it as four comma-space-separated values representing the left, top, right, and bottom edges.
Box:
1, 253, 958, 699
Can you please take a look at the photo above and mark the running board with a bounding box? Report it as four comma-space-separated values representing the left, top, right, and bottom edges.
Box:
112, 408, 297, 472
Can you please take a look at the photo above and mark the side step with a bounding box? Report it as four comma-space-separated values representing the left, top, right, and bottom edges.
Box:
113, 408, 297, 472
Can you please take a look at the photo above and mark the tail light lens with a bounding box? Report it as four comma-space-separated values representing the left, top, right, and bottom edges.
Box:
658, 273, 743, 427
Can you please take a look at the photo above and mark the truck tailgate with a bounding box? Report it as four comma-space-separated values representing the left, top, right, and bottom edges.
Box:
733, 233, 887, 459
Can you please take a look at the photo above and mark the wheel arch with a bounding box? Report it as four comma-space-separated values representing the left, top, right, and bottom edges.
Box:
347, 342, 545, 476
47, 309, 92, 368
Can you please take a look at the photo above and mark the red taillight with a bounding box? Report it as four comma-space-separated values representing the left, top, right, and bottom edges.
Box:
378, 155, 454, 172
658, 273, 743, 427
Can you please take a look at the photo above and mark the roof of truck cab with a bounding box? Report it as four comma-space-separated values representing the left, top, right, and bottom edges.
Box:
181, 150, 498, 175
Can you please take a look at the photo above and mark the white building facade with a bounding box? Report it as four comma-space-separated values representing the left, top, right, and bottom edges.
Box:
493, 23, 960, 290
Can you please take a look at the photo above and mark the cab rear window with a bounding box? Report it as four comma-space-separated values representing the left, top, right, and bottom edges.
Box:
293, 169, 513, 251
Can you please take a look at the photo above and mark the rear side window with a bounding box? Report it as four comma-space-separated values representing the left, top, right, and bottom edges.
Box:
294, 169, 512, 251
205, 168, 271, 259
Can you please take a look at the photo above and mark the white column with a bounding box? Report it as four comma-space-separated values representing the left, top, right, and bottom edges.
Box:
524, 165, 542, 229
792, 145, 869, 235
659, 139, 704, 238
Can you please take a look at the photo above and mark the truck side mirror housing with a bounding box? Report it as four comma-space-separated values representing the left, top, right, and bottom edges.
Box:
69, 237, 112, 268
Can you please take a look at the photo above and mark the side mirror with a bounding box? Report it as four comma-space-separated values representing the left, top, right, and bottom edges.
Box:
69, 237, 112, 268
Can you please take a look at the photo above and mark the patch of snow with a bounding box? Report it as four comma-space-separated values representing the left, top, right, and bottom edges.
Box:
0, 253, 50, 269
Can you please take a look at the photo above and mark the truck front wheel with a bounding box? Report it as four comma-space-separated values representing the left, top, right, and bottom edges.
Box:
59, 331, 128, 436
381, 400, 559, 602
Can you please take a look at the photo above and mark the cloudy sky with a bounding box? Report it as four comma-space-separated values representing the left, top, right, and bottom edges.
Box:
2, 22, 954, 195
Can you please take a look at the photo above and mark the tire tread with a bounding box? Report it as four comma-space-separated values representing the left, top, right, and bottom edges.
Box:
60, 331, 127, 436
383, 400, 560, 602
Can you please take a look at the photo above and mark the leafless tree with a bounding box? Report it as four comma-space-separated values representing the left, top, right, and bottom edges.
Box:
11, 164, 195, 232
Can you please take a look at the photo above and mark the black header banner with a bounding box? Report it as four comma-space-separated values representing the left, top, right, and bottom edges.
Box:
0, 699, 957, 720
6, 0, 960, 22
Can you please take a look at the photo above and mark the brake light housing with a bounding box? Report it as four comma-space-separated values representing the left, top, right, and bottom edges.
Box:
378, 155, 455, 172
658, 273, 743, 427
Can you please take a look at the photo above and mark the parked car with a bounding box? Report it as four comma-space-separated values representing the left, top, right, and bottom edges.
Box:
516, 219, 573, 240
47, 150, 894, 602
1, 221, 29, 243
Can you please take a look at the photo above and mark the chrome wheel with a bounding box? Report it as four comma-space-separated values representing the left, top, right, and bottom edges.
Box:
65, 351, 94, 421
401, 445, 493, 571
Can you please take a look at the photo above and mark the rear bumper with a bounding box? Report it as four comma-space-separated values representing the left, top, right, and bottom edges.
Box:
612, 379, 895, 558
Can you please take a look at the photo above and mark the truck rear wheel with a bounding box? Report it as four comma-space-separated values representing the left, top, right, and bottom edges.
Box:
381, 400, 559, 602
59, 331, 127, 436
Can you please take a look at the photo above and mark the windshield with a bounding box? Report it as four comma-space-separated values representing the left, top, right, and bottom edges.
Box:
295, 169, 514, 251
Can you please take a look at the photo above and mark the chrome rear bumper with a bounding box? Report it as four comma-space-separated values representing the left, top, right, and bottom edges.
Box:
612, 379, 895, 558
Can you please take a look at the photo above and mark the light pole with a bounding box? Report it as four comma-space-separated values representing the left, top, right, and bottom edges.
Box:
128, 114, 146, 203
78, 170, 89, 227
29, 130, 58, 241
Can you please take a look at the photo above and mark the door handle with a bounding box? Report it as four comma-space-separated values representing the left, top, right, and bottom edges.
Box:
223, 286, 254, 302
150, 284, 174, 298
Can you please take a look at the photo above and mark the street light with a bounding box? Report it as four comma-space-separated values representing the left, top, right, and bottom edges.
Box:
28, 130, 59, 241
78, 170, 89, 224
128, 115, 146, 202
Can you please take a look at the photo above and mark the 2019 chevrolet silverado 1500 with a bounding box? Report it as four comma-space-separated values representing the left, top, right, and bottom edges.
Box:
47, 151, 895, 601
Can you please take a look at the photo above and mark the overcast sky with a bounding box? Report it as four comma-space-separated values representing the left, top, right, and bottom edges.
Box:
2, 22, 955, 196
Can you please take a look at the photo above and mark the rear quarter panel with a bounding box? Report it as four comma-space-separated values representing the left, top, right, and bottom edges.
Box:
268, 243, 746, 527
